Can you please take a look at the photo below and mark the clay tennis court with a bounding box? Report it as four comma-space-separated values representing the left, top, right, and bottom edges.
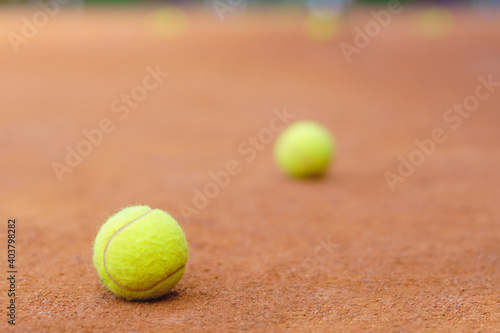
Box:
1, 5, 500, 332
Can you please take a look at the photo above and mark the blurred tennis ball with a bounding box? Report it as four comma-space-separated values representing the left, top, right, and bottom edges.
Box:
416, 7, 454, 39
274, 121, 336, 178
304, 12, 341, 42
150, 7, 187, 39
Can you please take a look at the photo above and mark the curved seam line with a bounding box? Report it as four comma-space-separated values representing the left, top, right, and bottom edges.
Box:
104, 209, 173, 292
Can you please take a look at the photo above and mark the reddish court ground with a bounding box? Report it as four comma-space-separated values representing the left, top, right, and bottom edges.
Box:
1, 6, 500, 332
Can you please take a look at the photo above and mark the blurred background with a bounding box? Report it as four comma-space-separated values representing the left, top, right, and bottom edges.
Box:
1, 0, 499, 330
0, 0, 483, 5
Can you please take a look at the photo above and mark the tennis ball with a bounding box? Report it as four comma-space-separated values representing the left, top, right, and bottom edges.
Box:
416, 7, 454, 39
93, 206, 188, 301
274, 121, 335, 178
304, 12, 341, 42
150, 7, 187, 39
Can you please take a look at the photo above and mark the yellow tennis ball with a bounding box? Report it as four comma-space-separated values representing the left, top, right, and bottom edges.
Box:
274, 121, 335, 178
150, 7, 187, 39
93, 206, 188, 301
416, 7, 454, 39
304, 12, 341, 42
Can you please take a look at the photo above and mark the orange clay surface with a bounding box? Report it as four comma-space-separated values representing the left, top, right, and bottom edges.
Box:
0, 7, 500, 332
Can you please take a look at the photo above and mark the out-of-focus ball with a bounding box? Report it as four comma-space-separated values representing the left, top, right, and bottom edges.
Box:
416, 7, 455, 39
150, 7, 187, 39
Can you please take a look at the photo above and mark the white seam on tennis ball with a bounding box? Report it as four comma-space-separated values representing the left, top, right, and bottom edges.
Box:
103, 209, 185, 292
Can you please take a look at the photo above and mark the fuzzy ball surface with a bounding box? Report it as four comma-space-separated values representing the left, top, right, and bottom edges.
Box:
274, 121, 335, 178
93, 206, 188, 301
